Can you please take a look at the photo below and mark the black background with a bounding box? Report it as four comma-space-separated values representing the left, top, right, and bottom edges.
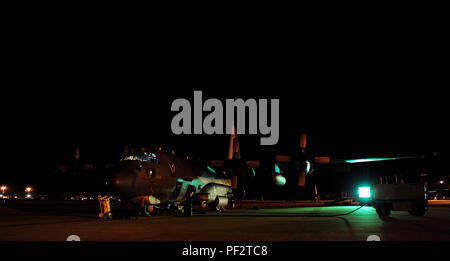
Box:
2, 12, 448, 188
0, 5, 449, 257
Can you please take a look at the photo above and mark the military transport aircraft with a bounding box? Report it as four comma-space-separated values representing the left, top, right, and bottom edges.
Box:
102, 130, 434, 218
105, 127, 259, 217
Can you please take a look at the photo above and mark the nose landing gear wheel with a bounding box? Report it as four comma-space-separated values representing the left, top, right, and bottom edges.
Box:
183, 202, 193, 217
409, 207, 426, 216
376, 207, 391, 217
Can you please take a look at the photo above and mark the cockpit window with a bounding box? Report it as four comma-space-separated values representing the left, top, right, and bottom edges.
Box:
121, 152, 159, 164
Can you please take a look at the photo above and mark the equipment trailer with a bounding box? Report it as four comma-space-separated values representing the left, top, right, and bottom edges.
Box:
371, 183, 428, 217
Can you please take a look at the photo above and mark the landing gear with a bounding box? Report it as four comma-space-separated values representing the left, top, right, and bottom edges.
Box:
182, 201, 193, 217
376, 206, 391, 217
181, 186, 194, 217
142, 203, 154, 216
409, 207, 426, 216
216, 205, 224, 213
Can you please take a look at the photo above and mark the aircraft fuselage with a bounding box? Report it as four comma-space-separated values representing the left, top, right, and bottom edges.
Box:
108, 150, 232, 211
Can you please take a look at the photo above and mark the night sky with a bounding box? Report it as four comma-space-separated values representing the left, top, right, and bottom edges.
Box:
2, 21, 448, 187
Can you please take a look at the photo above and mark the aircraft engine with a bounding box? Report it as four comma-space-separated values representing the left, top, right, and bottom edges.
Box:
273, 174, 286, 186
215, 196, 228, 211
197, 183, 231, 210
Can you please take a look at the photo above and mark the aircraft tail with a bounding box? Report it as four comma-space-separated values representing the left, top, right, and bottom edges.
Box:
227, 124, 240, 160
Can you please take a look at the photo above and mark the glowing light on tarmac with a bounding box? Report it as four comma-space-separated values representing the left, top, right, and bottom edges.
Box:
358, 187, 371, 198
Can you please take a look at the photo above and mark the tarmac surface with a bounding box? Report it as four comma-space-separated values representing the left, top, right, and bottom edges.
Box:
1, 200, 450, 241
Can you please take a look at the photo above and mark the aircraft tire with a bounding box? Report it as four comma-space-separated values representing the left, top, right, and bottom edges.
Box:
409, 207, 426, 216
376, 207, 391, 217
183, 202, 193, 217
